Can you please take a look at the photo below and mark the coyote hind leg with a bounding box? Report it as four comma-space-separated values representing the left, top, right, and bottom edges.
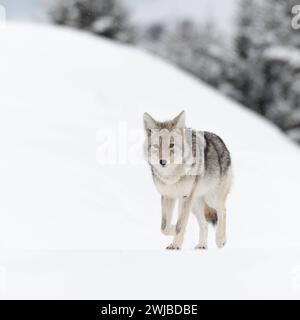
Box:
216, 204, 227, 248
215, 167, 232, 248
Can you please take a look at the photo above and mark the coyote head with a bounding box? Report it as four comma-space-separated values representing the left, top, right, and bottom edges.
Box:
143, 111, 191, 177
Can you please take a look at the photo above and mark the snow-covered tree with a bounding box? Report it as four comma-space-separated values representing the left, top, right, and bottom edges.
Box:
233, 0, 300, 142
233, 0, 269, 113
49, 0, 134, 42
141, 20, 232, 91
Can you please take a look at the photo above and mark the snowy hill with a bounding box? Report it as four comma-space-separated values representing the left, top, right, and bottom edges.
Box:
1, 23, 300, 299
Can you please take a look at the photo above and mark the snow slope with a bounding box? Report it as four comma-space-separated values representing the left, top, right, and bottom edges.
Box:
1, 23, 300, 299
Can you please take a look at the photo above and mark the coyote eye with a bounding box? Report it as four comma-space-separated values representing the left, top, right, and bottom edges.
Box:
170, 143, 175, 149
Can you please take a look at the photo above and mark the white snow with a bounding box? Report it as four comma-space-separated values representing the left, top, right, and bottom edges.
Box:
1, 23, 300, 299
264, 46, 300, 68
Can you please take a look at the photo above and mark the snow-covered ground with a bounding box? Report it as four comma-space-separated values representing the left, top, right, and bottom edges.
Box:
1, 23, 300, 299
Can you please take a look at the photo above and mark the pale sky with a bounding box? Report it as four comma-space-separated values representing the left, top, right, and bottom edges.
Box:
127, 0, 237, 27
0, 0, 237, 32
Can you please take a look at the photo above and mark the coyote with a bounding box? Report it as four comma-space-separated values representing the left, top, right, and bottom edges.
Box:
144, 111, 232, 250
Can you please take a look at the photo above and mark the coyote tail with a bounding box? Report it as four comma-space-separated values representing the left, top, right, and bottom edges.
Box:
204, 204, 218, 226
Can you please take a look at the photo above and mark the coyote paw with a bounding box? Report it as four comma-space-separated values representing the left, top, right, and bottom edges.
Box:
216, 238, 226, 248
195, 245, 207, 250
217, 241, 226, 248
166, 243, 180, 250
161, 225, 176, 236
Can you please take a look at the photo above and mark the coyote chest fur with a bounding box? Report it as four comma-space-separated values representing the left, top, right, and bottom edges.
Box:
144, 111, 232, 250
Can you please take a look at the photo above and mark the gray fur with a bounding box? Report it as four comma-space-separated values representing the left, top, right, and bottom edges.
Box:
203, 131, 231, 178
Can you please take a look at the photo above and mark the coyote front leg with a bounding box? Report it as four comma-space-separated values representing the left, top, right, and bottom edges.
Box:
161, 196, 176, 236
167, 196, 193, 250
192, 199, 208, 250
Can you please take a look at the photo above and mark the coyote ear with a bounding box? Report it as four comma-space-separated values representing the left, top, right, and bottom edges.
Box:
172, 111, 186, 128
143, 112, 157, 131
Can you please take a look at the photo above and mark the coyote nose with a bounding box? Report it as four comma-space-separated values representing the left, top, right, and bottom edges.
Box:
160, 159, 167, 167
